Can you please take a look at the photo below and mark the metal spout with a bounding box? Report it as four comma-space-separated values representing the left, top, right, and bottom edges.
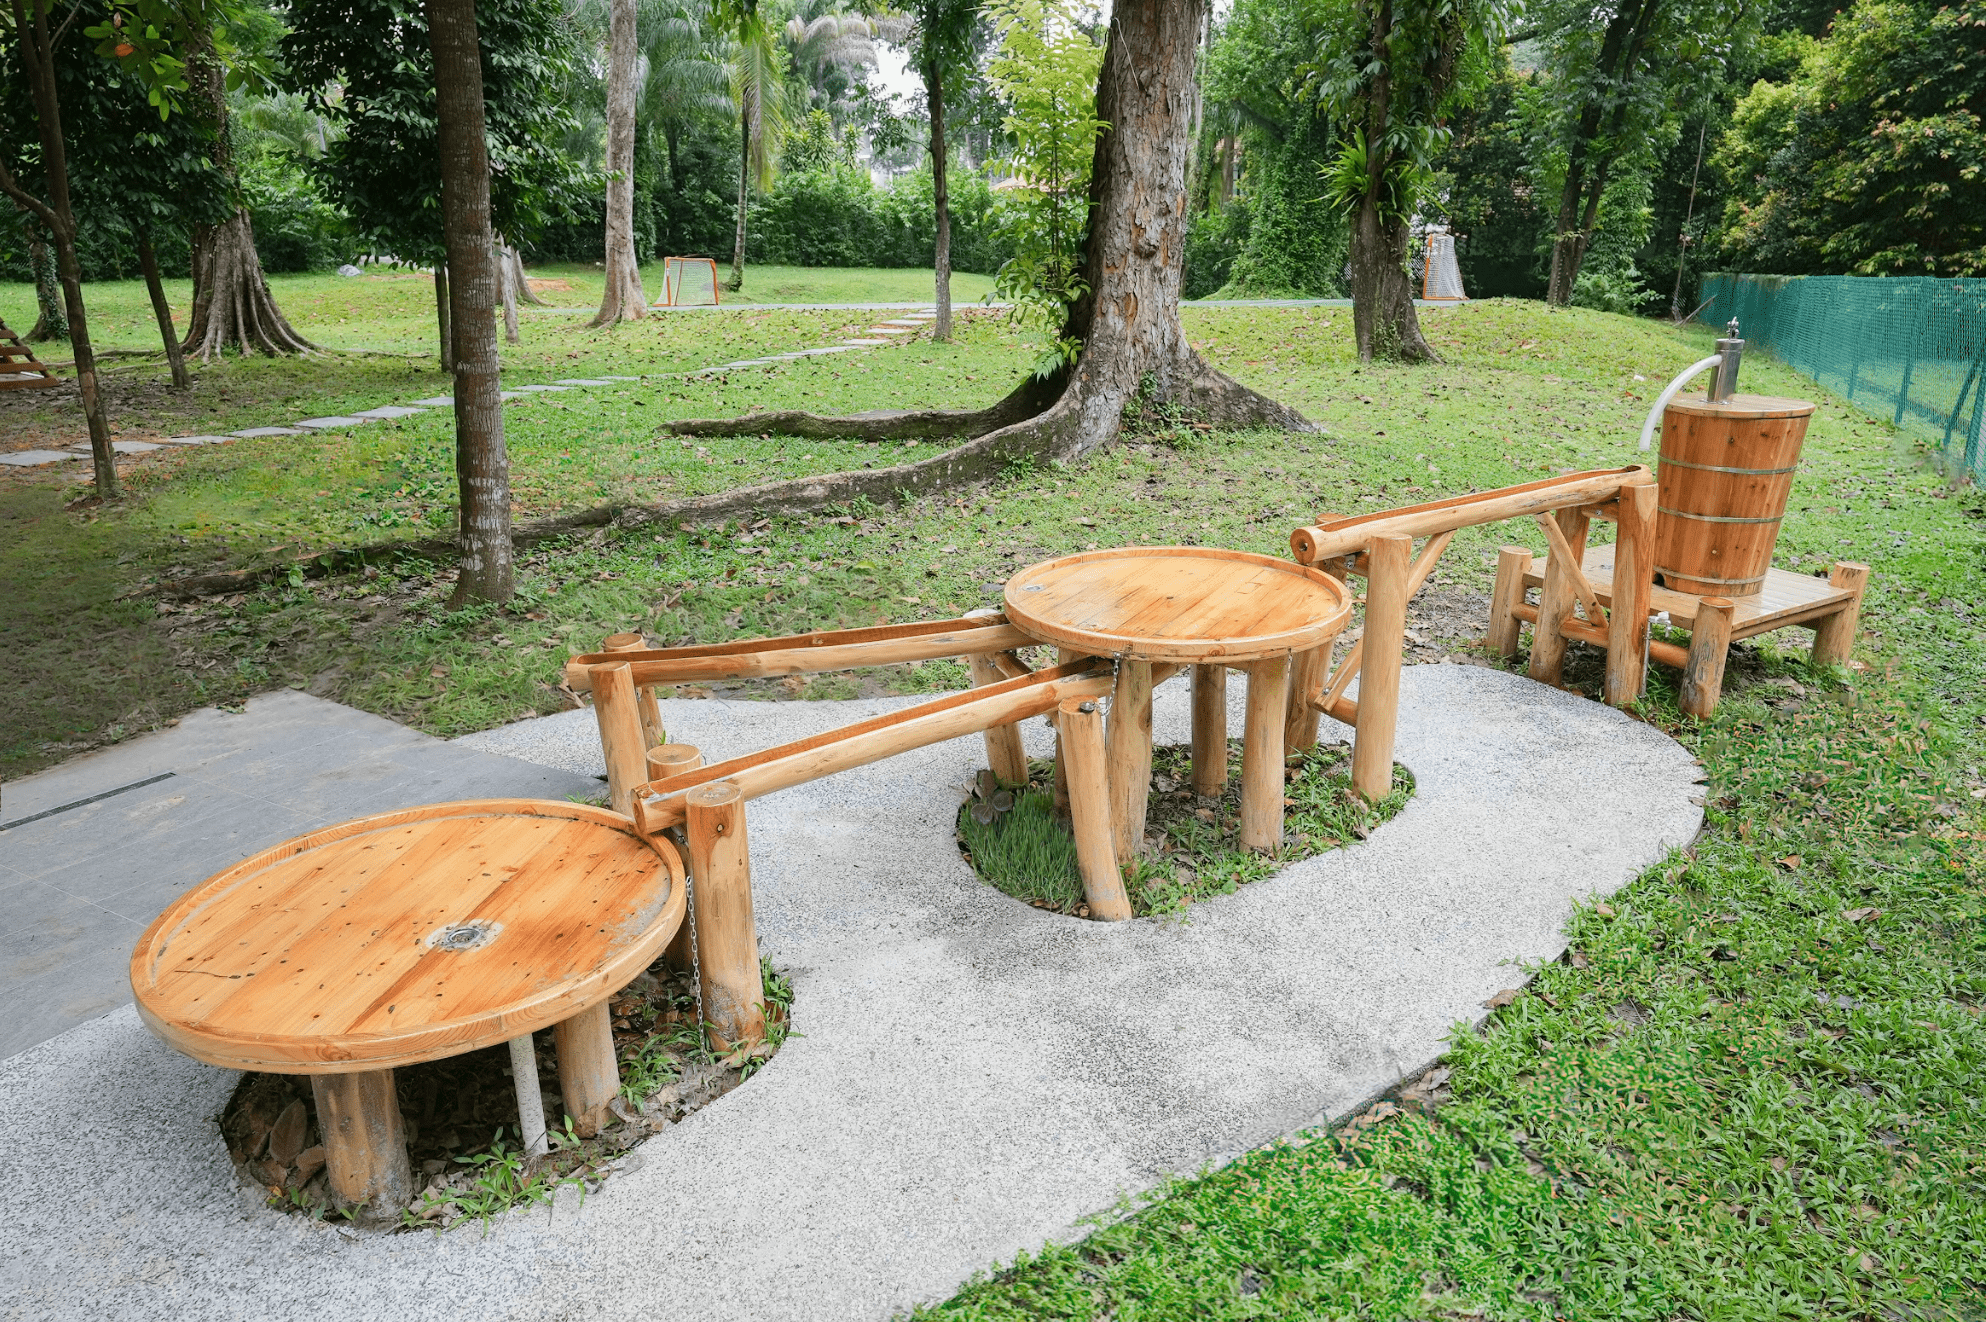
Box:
1710, 318, 1744, 402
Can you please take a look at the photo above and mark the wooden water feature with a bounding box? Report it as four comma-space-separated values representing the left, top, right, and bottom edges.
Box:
131, 799, 688, 1218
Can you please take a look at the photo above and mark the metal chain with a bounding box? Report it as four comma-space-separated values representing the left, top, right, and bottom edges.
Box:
668, 824, 709, 1046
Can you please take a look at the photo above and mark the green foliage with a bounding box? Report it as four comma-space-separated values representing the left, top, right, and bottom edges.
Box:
782, 108, 854, 173
280, 0, 590, 265
1182, 199, 1249, 300
1220, 128, 1348, 297
746, 164, 1012, 272
238, 148, 350, 273
1429, 55, 1549, 299
1715, 0, 1986, 276
984, 0, 1104, 373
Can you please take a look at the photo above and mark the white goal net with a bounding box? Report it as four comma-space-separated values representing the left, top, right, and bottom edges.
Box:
657, 257, 720, 307
1421, 230, 1467, 301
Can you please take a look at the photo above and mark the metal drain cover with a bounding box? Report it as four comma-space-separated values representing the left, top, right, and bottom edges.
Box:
425, 919, 502, 951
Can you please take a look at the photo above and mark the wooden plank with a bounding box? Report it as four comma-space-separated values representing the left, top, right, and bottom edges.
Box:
1291, 467, 1648, 563
1058, 698, 1132, 921
1526, 545, 1853, 635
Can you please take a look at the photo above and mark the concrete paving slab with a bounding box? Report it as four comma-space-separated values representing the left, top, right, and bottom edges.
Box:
555, 378, 614, 386
230, 426, 303, 438
0, 691, 600, 1059
110, 440, 161, 453
841, 338, 889, 346
510, 384, 572, 393
159, 435, 232, 445
0, 666, 1699, 1322
410, 396, 454, 407
293, 416, 368, 429
0, 450, 80, 466
350, 405, 427, 419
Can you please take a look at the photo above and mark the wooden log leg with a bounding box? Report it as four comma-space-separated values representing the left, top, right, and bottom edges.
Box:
553, 1003, 619, 1139
647, 744, 703, 971
1051, 648, 1078, 819
1058, 698, 1132, 921
593, 663, 649, 815
1679, 596, 1736, 718
1810, 561, 1871, 667
1353, 534, 1411, 802
1527, 507, 1591, 686
685, 781, 765, 1051
1284, 647, 1326, 753
1604, 482, 1658, 707
1190, 663, 1228, 797
605, 632, 666, 748
508, 1034, 549, 1157
310, 1069, 412, 1220
1239, 655, 1290, 855
1487, 546, 1533, 659
968, 653, 1030, 785
1106, 660, 1156, 860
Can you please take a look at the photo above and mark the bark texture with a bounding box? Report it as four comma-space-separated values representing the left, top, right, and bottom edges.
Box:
427, 0, 514, 605
506, 243, 548, 305
139, 236, 191, 388
727, 104, 749, 291
434, 265, 453, 373
1346, 0, 1436, 363
672, 0, 1307, 465
591, 0, 648, 327
501, 244, 521, 344
26, 236, 66, 341
1545, 0, 1657, 305
925, 61, 952, 342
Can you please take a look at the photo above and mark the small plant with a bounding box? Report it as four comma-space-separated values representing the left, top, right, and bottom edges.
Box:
967, 767, 1017, 825
403, 1129, 582, 1234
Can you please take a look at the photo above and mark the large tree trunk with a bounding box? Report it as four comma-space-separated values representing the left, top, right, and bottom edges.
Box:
138, 235, 191, 389
1349, 201, 1436, 362
0, 0, 114, 495
727, 103, 749, 292
180, 28, 314, 360
25, 235, 66, 341
591, 0, 647, 326
925, 60, 952, 343
669, 0, 1307, 470
427, 0, 514, 606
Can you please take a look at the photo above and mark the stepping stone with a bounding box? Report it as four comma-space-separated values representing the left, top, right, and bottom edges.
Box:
231, 426, 304, 438
841, 339, 889, 347
500, 391, 530, 401
880, 319, 925, 327
410, 396, 453, 407
789, 346, 855, 356
111, 440, 161, 453
864, 327, 913, 335
603, 375, 641, 381
555, 378, 614, 386
350, 405, 427, 420
293, 416, 368, 429
160, 435, 232, 445
0, 449, 81, 467
509, 384, 572, 393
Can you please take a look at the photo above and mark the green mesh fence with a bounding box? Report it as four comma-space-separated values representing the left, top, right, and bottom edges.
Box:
1697, 273, 1986, 484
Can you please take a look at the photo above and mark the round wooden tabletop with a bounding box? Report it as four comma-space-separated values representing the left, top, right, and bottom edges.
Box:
1003, 546, 1354, 663
132, 800, 686, 1074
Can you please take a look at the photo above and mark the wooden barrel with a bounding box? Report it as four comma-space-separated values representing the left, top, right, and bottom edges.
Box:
1653, 393, 1815, 597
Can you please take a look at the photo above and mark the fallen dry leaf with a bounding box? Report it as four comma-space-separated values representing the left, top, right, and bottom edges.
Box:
1594, 902, 1617, 919
1778, 854, 1803, 870
1842, 907, 1881, 923
1485, 988, 1521, 1009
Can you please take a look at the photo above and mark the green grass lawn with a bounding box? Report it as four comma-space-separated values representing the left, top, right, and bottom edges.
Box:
4, 287, 1983, 1317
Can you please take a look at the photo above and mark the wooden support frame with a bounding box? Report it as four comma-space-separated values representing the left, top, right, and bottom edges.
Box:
684, 781, 765, 1050
1487, 546, 1533, 659
1679, 597, 1736, 718
965, 609, 1030, 786
1058, 698, 1132, 921
553, 1003, 619, 1138
1239, 656, 1290, 852
1528, 505, 1593, 686
1107, 660, 1156, 860
605, 632, 667, 748
567, 615, 1028, 690
1604, 482, 1658, 707
310, 1069, 413, 1220
1291, 467, 1651, 564
1351, 535, 1411, 801
1810, 562, 1871, 667
593, 663, 649, 815
1190, 664, 1228, 797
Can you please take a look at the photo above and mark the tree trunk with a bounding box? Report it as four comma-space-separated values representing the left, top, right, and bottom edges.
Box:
501, 244, 521, 344
591, 0, 647, 327
1349, 198, 1435, 362
506, 243, 548, 305
727, 102, 749, 292
434, 264, 453, 373
427, 0, 514, 607
0, 0, 114, 495
180, 26, 314, 360
670, 0, 1308, 467
926, 60, 951, 343
138, 235, 191, 389
26, 236, 66, 341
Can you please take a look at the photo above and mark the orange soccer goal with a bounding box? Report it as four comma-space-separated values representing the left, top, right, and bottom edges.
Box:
655, 257, 720, 307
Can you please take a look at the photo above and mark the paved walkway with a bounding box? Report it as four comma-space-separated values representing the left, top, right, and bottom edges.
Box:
0, 691, 597, 1059
0, 665, 1700, 1321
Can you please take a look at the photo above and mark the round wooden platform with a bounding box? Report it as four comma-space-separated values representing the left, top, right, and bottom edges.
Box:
1003, 547, 1353, 663
132, 800, 687, 1074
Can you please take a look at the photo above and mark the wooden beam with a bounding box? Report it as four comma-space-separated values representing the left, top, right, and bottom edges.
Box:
1487, 546, 1533, 659
1239, 656, 1289, 854
1527, 506, 1591, 686
968, 652, 1031, 786
1107, 660, 1156, 860
1604, 481, 1657, 707
1191, 664, 1228, 797
593, 663, 649, 815
1531, 511, 1608, 626
604, 632, 666, 748
553, 1003, 619, 1138
310, 1070, 412, 1221
564, 615, 1028, 690
1291, 467, 1648, 564
1679, 597, 1736, 718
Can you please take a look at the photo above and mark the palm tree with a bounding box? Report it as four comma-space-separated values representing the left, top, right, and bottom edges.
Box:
724, 12, 790, 291
641, 0, 732, 202
783, 4, 892, 123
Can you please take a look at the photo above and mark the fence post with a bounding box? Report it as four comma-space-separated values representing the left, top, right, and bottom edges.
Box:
1894, 283, 1925, 427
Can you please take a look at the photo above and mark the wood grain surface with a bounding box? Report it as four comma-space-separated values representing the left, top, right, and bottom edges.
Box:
1002, 547, 1352, 663
132, 800, 687, 1074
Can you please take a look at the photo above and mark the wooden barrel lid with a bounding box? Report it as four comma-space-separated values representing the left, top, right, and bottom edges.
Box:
1664, 393, 1815, 420
132, 800, 686, 1074
1003, 546, 1353, 663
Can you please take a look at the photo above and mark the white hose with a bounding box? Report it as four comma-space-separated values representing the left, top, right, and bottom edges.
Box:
1638, 354, 1726, 451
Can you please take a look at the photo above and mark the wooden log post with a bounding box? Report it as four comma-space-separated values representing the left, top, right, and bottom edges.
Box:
310, 1069, 413, 1220
1106, 660, 1156, 860
1190, 664, 1228, 797
1239, 655, 1290, 854
968, 655, 1030, 786
1051, 647, 1079, 818
1352, 534, 1411, 801
684, 781, 765, 1050
553, 1002, 619, 1138
1487, 546, 1533, 659
592, 663, 649, 815
1057, 698, 1132, 921
1604, 482, 1658, 707
1283, 512, 1344, 754
1810, 561, 1871, 667
1527, 506, 1591, 686
1679, 596, 1736, 718
604, 632, 666, 749
647, 744, 703, 971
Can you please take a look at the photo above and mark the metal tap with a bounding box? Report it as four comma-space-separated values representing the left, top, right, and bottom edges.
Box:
1710, 318, 1744, 402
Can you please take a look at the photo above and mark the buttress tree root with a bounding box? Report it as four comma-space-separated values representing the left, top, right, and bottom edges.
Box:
181, 210, 319, 360
666, 0, 1309, 479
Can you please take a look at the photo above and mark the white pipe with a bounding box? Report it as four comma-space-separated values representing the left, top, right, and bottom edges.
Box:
509, 1034, 550, 1157
1638, 355, 1726, 451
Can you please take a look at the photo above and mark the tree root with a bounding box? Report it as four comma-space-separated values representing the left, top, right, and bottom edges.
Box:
183, 211, 319, 361
664, 370, 1064, 442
